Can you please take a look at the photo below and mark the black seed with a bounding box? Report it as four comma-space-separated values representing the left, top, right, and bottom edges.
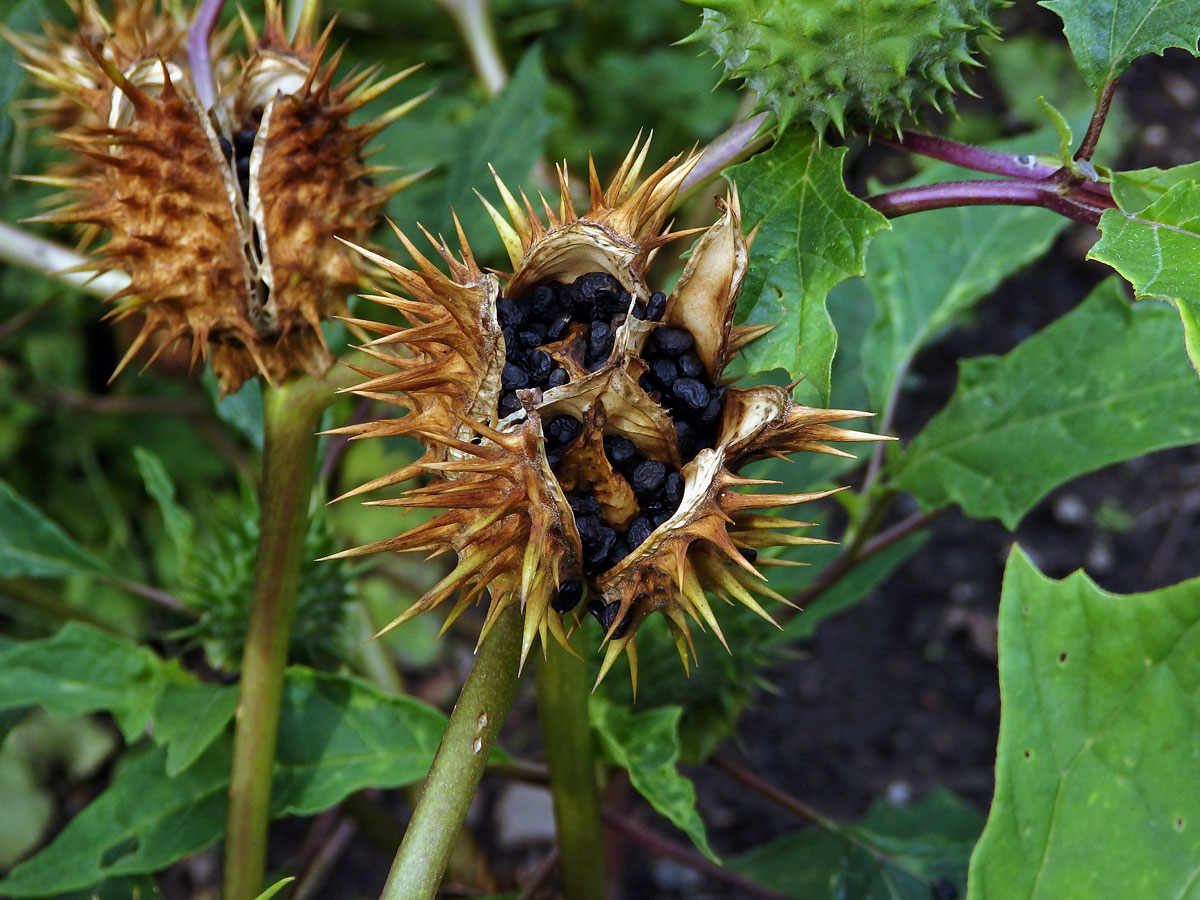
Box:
664, 472, 683, 506
567, 494, 601, 517
547, 313, 571, 341
545, 450, 562, 469
607, 534, 630, 567
631, 460, 667, 498
588, 322, 613, 361
499, 392, 521, 416
628, 516, 653, 548
651, 326, 693, 355
587, 597, 605, 618
698, 396, 721, 427
603, 434, 637, 468
638, 374, 659, 397
645, 291, 667, 321
530, 284, 557, 318
575, 513, 602, 541
609, 607, 631, 639
739, 547, 758, 563
526, 349, 552, 382
651, 510, 672, 528
575, 272, 623, 316
551, 579, 583, 613
650, 357, 678, 389
672, 377, 709, 410
218, 136, 233, 160
517, 324, 546, 348
236, 155, 251, 180
677, 352, 704, 378
234, 128, 257, 154
547, 414, 582, 445
496, 297, 525, 329
547, 367, 570, 388
502, 326, 518, 350
501, 363, 529, 391
584, 526, 616, 568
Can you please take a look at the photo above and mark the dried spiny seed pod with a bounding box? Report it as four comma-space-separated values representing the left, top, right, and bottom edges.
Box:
329, 137, 887, 685
8, 0, 426, 394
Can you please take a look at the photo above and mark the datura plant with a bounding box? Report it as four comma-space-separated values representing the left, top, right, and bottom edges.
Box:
7, 0, 424, 393
330, 138, 886, 684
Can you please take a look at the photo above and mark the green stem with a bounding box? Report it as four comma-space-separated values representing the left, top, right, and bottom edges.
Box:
378, 605, 524, 900
535, 630, 607, 900
223, 375, 331, 900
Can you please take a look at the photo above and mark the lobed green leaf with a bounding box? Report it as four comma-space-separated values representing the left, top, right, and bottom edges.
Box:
590, 693, 716, 860
727, 128, 889, 405
889, 279, 1200, 527
968, 549, 1200, 899
1041, 0, 1200, 97
1089, 177, 1200, 374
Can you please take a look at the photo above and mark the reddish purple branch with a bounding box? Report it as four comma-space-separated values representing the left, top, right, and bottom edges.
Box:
867, 178, 1115, 226
187, 0, 225, 109
885, 131, 1060, 180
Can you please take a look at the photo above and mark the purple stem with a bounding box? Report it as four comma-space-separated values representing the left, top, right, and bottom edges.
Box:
885, 131, 1061, 180
866, 179, 1114, 226
187, 0, 226, 109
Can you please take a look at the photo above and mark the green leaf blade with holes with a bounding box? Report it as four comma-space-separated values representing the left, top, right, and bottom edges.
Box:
1040, 0, 1200, 97
967, 548, 1200, 899
727, 127, 889, 405
889, 279, 1200, 527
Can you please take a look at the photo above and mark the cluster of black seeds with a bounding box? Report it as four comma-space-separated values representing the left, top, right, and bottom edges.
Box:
495, 271, 641, 418
492, 271, 727, 638
638, 326, 724, 460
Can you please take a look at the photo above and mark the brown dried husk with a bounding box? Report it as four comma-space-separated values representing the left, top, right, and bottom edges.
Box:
9, 0, 425, 393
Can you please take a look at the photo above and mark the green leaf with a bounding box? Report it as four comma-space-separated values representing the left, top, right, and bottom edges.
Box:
0, 623, 172, 741
0, 741, 230, 897
1109, 161, 1200, 211
890, 279, 1200, 527
269, 667, 447, 815
590, 694, 716, 861
0, 479, 112, 579
968, 549, 1200, 899
252, 877, 294, 900
861, 202, 1066, 411
1089, 178, 1200, 374
1040, 0, 1200, 97
727, 128, 889, 404
0, 667, 448, 897
733, 788, 983, 899
151, 682, 238, 777
132, 447, 194, 560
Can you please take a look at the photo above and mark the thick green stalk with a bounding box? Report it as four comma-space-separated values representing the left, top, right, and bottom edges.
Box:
536, 630, 608, 900
379, 605, 524, 900
223, 375, 330, 900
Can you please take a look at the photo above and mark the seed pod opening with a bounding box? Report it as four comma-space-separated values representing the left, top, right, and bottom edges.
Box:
331, 137, 889, 685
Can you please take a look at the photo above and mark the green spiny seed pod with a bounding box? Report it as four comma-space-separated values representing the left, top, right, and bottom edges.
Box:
683, 0, 1006, 135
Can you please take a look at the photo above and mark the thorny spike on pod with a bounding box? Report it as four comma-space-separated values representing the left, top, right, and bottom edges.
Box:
335, 136, 892, 690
